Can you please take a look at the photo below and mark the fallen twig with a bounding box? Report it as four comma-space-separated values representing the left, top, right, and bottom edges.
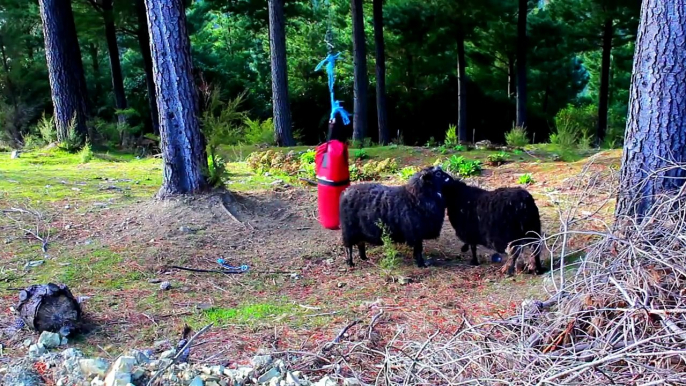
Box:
146, 323, 213, 386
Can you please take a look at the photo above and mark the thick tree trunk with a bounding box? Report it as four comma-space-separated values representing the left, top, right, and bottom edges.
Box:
135, 0, 159, 135
101, 0, 127, 125
373, 0, 389, 145
268, 0, 294, 146
597, 17, 613, 145
351, 0, 368, 142
515, 0, 527, 128
144, 0, 209, 197
38, 0, 90, 141
456, 29, 468, 143
615, 0, 686, 219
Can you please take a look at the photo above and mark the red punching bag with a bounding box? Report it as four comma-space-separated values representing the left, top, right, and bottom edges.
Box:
315, 139, 350, 230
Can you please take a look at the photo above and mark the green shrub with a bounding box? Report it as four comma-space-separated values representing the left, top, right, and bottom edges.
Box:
398, 166, 419, 181
552, 104, 597, 149
487, 151, 509, 166
207, 155, 228, 187
425, 137, 438, 148
201, 87, 247, 175
58, 115, 84, 153
22, 134, 45, 150
505, 126, 529, 147
353, 149, 369, 160
37, 113, 57, 144
79, 142, 93, 163
377, 220, 400, 271
444, 124, 458, 147
444, 155, 482, 177
518, 173, 534, 185
299, 149, 316, 165
453, 144, 466, 151
244, 117, 275, 146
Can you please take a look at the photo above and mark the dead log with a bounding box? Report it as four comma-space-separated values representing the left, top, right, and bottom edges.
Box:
14, 283, 82, 336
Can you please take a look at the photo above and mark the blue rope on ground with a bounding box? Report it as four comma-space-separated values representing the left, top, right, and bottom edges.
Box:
216, 258, 249, 272
315, 52, 350, 125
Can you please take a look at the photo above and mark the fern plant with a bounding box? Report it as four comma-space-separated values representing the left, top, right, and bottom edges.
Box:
445, 124, 458, 147
244, 117, 275, 145
58, 115, 83, 152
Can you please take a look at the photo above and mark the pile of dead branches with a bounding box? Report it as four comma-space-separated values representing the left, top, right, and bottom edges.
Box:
281, 161, 686, 385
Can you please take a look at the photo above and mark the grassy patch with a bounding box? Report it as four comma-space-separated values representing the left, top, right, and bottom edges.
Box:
190, 301, 299, 328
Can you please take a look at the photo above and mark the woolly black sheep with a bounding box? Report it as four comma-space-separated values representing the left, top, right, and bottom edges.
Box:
444, 179, 545, 276
339, 166, 453, 268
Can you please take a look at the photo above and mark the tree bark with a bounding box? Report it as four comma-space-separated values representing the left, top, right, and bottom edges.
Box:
515, 0, 527, 128
597, 16, 613, 145
373, 0, 389, 145
38, 0, 90, 141
267, 0, 294, 146
615, 0, 686, 219
135, 0, 159, 135
351, 0, 368, 142
456, 28, 468, 143
507, 53, 515, 99
144, 0, 209, 197
101, 0, 127, 125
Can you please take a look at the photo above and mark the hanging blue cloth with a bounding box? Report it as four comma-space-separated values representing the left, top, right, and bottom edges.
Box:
315, 52, 351, 125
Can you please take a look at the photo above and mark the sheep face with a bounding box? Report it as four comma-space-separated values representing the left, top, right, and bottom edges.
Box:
410, 166, 454, 198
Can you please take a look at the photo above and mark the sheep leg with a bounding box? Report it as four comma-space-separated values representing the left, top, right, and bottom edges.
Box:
527, 242, 546, 275
358, 243, 368, 260
500, 243, 520, 277
461, 243, 470, 253
345, 246, 355, 267
413, 241, 427, 268
469, 244, 479, 266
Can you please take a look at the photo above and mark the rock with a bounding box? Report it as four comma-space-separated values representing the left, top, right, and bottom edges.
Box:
128, 349, 150, 364
210, 365, 225, 376
38, 331, 62, 349
286, 372, 302, 386
131, 367, 145, 380
23, 339, 32, 347
181, 369, 196, 382
148, 278, 162, 284
111, 356, 136, 373
179, 226, 191, 233
28, 343, 47, 359
160, 349, 176, 359
397, 276, 412, 285
62, 348, 83, 360
11, 150, 20, 159
257, 367, 282, 384
103, 369, 131, 386
337, 282, 346, 288
79, 358, 110, 378
314, 376, 336, 386
91, 377, 105, 386
236, 366, 255, 380
189, 376, 204, 386
343, 378, 361, 386
159, 281, 172, 291
251, 355, 273, 370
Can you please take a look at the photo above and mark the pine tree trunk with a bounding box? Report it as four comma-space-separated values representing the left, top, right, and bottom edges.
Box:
597, 17, 613, 145
38, 0, 90, 141
507, 53, 515, 99
456, 29, 468, 143
615, 0, 686, 219
102, 0, 127, 125
515, 0, 527, 128
268, 0, 294, 146
144, 0, 209, 197
351, 0, 368, 142
373, 0, 389, 145
136, 0, 159, 135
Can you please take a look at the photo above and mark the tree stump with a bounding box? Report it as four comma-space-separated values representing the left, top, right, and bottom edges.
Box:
15, 283, 82, 336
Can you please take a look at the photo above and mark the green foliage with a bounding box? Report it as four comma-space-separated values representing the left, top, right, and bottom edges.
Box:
425, 137, 439, 148
376, 220, 400, 271
444, 124, 458, 147
22, 134, 45, 150
552, 104, 597, 149
58, 116, 84, 153
79, 142, 93, 164
244, 117, 275, 146
398, 166, 419, 181
443, 155, 482, 177
201, 87, 247, 174
487, 151, 509, 166
505, 126, 529, 148
37, 113, 57, 144
518, 173, 534, 185
207, 155, 228, 187
353, 149, 369, 160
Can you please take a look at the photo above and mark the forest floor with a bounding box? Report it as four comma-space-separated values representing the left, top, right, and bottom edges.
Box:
0, 144, 621, 369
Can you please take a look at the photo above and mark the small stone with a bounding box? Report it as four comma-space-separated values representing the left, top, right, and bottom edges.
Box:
148, 278, 162, 284
337, 282, 346, 288
28, 343, 47, 359
257, 367, 281, 384
236, 366, 255, 380
79, 358, 109, 378
206, 382, 220, 386
189, 376, 204, 386
286, 372, 302, 386
128, 350, 150, 364
23, 339, 32, 347
131, 367, 145, 380
179, 226, 191, 233
398, 276, 412, 285
111, 356, 136, 373
160, 349, 176, 359
314, 376, 336, 386
210, 365, 225, 376
103, 369, 131, 386
181, 370, 195, 382
62, 348, 83, 360
251, 355, 273, 370
60, 337, 69, 346
91, 377, 105, 386
343, 378, 361, 386
159, 281, 172, 291
11, 150, 20, 159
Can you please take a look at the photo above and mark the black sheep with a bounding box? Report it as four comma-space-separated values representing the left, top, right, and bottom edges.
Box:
444, 179, 545, 276
339, 166, 453, 268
